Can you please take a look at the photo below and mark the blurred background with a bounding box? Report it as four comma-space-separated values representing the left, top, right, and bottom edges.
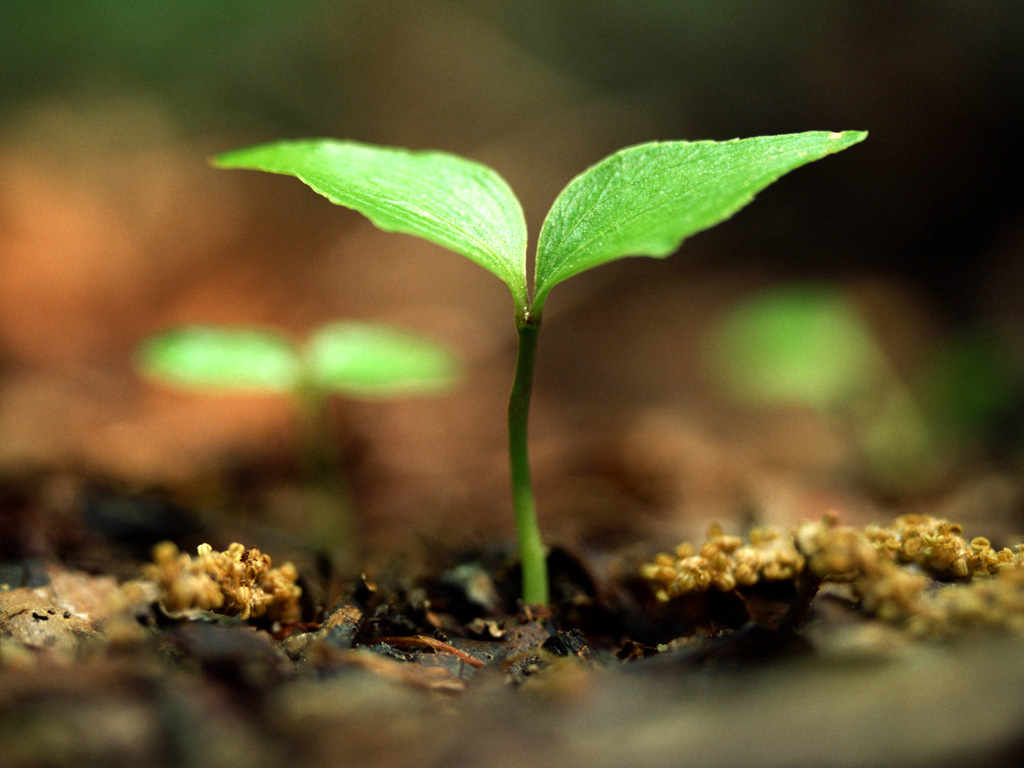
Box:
2, 0, 1023, 557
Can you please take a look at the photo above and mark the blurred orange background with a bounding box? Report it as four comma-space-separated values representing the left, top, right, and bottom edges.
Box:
2, 2, 1023, 554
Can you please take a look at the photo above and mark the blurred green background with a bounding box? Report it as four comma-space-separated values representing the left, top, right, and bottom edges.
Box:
2, 1, 1023, 536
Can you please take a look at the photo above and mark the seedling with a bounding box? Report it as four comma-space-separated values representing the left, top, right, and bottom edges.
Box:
138, 321, 459, 561
709, 284, 936, 490
214, 130, 867, 604
709, 285, 1022, 491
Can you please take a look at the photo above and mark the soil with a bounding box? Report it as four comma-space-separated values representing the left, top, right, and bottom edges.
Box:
4, 473, 1024, 768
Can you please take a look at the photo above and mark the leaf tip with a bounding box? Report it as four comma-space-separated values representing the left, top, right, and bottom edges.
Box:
210, 147, 249, 169
827, 130, 869, 147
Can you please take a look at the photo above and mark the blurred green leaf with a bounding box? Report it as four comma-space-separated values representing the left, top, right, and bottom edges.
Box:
710, 284, 952, 492
215, 140, 530, 314
138, 326, 300, 392
710, 285, 883, 412
305, 321, 459, 397
534, 131, 867, 314
919, 330, 1021, 442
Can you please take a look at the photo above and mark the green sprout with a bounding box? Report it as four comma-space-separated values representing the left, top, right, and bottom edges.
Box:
138, 321, 459, 563
710, 287, 1023, 492
214, 131, 867, 604
708, 284, 938, 490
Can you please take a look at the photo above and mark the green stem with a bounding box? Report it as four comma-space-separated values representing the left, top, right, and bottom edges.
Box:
508, 318, 549, 605
295, 379, 356, 569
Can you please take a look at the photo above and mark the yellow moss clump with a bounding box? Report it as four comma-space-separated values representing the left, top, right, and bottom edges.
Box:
143, 542, 301, 623
861, 514, 1019, 579
642, 513, 1024, 638
639, 524, 804, 601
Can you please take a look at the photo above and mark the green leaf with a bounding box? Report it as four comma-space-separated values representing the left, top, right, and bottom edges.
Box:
919, 330, 1021, 442
533, 131, 867, 314
215, 140, 530, 315
138, 326, 300, 392
708, 285, 884, 412
305, 321, 459, 397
